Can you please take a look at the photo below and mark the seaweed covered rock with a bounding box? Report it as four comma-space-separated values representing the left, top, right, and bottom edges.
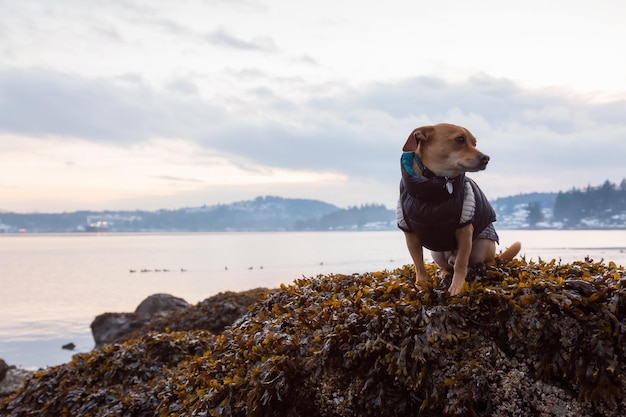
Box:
92, 288, 269, 346
107, 288, 269, 342
2, 331, 214, 413
2, 258, 626, 416
137, 288, 270, 335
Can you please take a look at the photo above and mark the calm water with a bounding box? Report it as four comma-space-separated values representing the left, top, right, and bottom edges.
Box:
1, 230, 625, 369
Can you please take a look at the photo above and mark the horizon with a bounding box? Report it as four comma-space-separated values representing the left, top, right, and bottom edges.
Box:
2, 176, 624, 215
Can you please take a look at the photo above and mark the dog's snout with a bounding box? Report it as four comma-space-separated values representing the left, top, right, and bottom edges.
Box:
479, 154, 490, 165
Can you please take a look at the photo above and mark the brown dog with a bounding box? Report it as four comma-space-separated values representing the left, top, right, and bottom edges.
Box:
397, 123, 521, 295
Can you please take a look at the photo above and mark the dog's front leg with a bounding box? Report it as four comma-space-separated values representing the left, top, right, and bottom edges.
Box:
449, 224, 474, 296
403, 232, 429, 284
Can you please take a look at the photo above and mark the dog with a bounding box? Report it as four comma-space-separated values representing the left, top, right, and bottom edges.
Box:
397, 123, 521, 295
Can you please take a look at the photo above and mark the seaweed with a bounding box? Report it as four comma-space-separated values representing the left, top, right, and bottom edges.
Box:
1, 257, 626, 416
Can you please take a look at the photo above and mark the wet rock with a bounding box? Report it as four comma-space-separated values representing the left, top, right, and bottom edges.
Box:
61, 342, 76, 351
90, 293, 192, 346
94, 288, 269, 346
0, 359, 7, 382
0, 364, 32, 399
2, 259, 626, 416
90, 312, 148, 346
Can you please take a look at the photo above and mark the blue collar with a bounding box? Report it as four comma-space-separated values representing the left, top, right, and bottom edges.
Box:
402, 152, 456, 194
403, 151, 440, 179
401, 152, 418, 177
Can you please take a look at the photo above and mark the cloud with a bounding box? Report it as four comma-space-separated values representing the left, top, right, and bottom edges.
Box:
1, 68, 625, 202
0, 69, 226, 141
154, 175, 207, 184
205, 29, 278, 52
166, 78, 200, 96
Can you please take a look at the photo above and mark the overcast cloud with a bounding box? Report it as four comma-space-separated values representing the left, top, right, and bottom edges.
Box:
1, 0, 625, 212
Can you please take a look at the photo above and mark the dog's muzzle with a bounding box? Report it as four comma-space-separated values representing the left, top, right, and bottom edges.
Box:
478, 153, 490, 169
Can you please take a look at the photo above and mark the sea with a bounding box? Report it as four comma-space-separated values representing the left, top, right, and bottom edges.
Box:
1, 230, 625, 369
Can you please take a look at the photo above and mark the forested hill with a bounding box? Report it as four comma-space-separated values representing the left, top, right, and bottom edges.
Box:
1, 180, 625, 233
554, 180, 626, 227
0, 196, 395, 233
492, 179, 626, 229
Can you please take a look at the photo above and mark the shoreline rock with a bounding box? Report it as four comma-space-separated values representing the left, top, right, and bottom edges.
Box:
90, 289, 269, 347
0, 364, 32, 399
1, 259, 625, 416
0, 359, 7, 382
91, 293, 191, 346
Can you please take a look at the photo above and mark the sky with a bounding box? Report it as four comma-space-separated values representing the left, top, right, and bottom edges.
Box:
1, 0, 625, 213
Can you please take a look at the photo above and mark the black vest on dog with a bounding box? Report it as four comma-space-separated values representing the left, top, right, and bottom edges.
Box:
398, 156, 496, 252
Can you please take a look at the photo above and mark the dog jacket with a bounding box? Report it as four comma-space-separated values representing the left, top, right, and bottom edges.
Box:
398, 152, 497, 252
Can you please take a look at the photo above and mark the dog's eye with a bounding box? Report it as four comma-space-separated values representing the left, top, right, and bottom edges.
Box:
455, 136, 465, 144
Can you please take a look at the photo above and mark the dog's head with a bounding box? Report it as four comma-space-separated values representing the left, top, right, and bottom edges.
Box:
403, 123, 489, 178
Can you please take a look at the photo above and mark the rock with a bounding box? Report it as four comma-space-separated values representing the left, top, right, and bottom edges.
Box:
61, 342, 76, 351
134, 293, 190, 318
90, 312, 149, 346
91, 289, 268, 347
144, 288, 269, 334
0, 359, 7, 382
3, 260, 626, 416
0, 364, 32, 399
90, 293, 191, 346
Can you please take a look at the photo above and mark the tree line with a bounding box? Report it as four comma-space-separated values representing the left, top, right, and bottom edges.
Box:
526, 179, 626, 227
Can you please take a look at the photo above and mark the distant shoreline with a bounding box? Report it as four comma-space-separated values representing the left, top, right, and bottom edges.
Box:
1, 226, 626, 235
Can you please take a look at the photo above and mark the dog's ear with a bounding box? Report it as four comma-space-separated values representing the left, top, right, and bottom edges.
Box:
403, 126, 434, 151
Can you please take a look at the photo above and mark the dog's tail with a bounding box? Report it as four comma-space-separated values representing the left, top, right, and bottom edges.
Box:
498, 241, 522, 261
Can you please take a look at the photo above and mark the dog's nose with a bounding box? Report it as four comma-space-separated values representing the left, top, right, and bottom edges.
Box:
479, 154, 490, 165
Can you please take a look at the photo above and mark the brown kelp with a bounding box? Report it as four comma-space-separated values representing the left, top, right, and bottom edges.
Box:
1, 257, 625, 417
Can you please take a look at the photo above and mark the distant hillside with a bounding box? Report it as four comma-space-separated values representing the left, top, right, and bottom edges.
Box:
136, 196, 341, 232
1, 179, 625, 233
0, 196, 341, 233
492, 179, 626, 229
553, 180, 626, 228
0, 196, 395, 233
491, 192, 558, 229
294, 204, 395, 231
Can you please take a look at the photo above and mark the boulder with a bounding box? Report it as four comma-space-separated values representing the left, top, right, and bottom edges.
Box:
61, 342, 76, 351
0, 359, 7, 382
0, 361, 32, 399
90, 312, 148, 346
134, 293, 190, 318
90, 294, 191, 346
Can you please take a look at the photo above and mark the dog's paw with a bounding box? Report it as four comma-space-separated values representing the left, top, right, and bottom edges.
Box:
448, 276, 468, 296
414, 279, 430, 292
